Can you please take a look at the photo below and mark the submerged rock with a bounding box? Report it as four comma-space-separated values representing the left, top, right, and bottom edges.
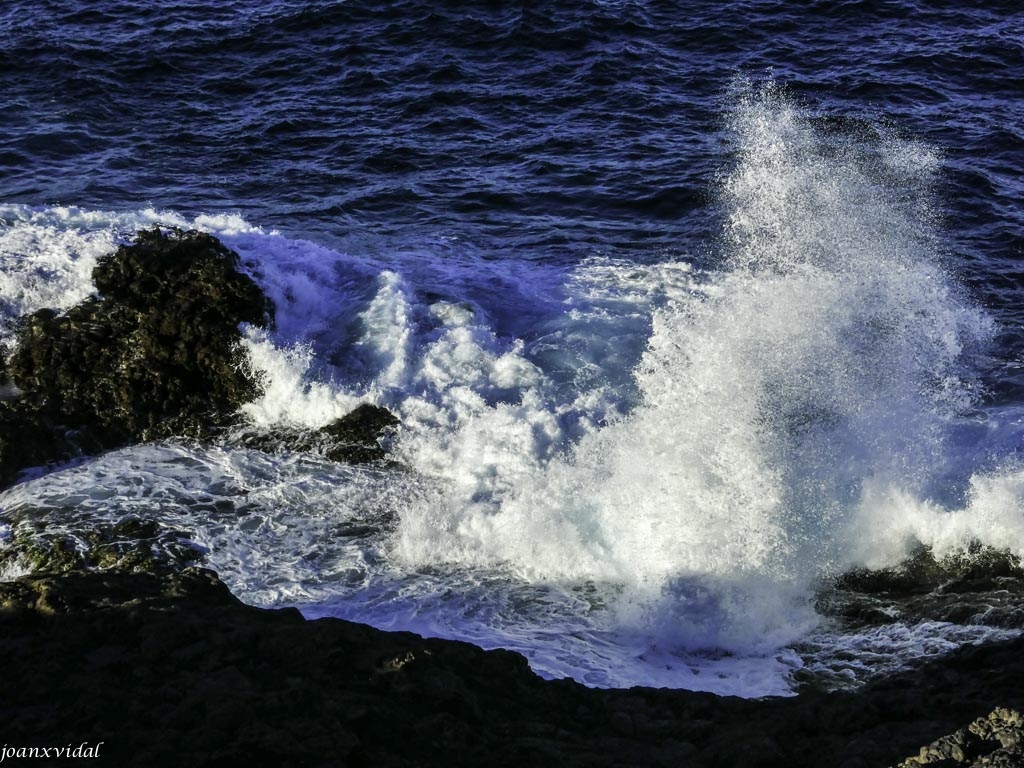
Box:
0, 227, 273, 485
0, 515, 203, 577
238, 403, 401, 463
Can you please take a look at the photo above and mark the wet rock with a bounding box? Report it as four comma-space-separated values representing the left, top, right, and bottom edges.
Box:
834, 545, 1024, 596
0, 514, 203, 577
237, 403, 401, 463
0, 401, 81, 484
317, 403, 401, 461
0, 227, 273, 486
819, 544, 1024, 631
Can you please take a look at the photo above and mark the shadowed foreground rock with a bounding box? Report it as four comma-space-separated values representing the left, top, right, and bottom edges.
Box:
2, 569, 1024, 767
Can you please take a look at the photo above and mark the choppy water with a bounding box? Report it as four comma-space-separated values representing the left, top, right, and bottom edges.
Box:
1, 1, 1023, 696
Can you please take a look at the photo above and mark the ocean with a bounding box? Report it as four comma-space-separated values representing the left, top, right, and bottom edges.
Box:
1, 0, 1022, 697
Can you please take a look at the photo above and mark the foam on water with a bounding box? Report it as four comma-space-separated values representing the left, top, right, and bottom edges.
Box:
1, 83, 1021, 695
798, 619, 1021, 690
0, 207, 115, 340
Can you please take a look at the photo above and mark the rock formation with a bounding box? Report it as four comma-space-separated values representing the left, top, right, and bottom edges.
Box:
1, 566, 1023, 767
0, 227, 272, 484
237, 402, 401, 464
0, 227, 399, 486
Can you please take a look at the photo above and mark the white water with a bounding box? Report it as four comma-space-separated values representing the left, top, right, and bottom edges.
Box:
2, 84, 1023, 695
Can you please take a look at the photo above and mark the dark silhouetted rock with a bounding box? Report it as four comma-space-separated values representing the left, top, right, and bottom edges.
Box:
3, 565, 1024, 767
0, 227, 273, 486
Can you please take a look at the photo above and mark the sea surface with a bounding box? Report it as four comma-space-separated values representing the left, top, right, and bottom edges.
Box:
1, 0, 1022, 696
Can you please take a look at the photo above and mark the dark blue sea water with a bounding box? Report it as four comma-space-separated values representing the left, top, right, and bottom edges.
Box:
1, 0, 1023, 695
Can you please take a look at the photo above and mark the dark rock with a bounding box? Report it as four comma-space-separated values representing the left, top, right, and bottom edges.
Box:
317, 403, 400, 462
833, 545, 1024, 597
0, 401, 82, 484
3, 566, 1024, 767
238, 403, 401, 464
818, 544, 1024, 631
0, 227, 273, 486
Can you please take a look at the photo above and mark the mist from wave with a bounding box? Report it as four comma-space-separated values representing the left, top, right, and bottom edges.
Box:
388, 81, 996, 652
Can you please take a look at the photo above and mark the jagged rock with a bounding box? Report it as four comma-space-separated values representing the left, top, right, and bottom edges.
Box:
894, 708, 1024, 766
0, 227, 273, 486
835, 545, 1024, 596
817, 544, 1024, 631
238, 403, 401, 463
316, 403, 400, 462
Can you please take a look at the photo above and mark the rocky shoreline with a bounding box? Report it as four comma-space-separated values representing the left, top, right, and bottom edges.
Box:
2, 229, 1023, 767
0, 567, 1022, 767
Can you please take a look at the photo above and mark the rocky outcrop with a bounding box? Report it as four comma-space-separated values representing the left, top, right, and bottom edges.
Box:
0, 227, 273, 485
6, 227, 273, 436
2, 566, 1024, 767
818, 545, 1024, 630
0, 227, 402, 487
895, 708, 1024, 767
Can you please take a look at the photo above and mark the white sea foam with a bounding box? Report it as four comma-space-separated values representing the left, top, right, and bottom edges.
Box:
0, 207, 113, 339
846, 466, 1024, 569
798, 619, 1020, 688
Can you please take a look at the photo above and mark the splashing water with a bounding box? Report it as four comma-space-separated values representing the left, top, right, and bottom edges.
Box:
1, 83, 1019, 695
394, 80, 995, 652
